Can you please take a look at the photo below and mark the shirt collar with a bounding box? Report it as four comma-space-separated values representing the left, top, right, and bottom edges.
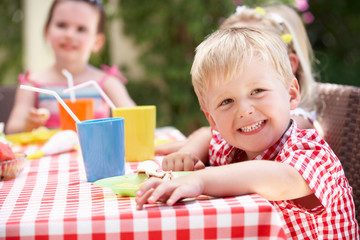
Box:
253, 119, 296, 160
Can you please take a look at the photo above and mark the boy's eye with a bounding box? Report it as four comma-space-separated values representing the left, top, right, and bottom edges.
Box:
251, 89, 265, 95
219, 98, 233, 106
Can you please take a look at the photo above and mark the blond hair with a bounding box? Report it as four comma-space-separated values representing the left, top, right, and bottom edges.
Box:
191, 27, 294, 110
220, 5, 316, 111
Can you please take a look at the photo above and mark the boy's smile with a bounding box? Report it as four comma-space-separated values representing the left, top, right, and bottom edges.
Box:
238, 120, 266, 134
204, 58, 300, 159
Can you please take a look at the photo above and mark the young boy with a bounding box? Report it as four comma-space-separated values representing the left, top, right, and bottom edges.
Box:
136, 28, 359, 239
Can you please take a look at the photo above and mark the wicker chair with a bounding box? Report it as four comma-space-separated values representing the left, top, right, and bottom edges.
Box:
314, 82, 360, 225
0, 86, 16, 125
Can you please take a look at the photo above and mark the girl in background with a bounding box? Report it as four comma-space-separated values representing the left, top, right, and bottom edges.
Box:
6, 0, 135, 134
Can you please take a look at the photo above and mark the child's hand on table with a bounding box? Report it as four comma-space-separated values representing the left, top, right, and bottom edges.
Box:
162, 152, 206, 171
135, 173, 203, 210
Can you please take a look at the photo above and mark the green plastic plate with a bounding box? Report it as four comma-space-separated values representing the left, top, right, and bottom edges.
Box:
94, 171, 191, 197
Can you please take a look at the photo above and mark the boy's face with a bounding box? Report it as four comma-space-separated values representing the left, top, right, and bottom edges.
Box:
203, 59, 300, 159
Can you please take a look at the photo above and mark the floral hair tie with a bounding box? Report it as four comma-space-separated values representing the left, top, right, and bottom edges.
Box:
235, 6, 266, 16
236, 6, 247, 14
233, 5, 293, 45
281, 34, 293, 44
254, 7, 266, 16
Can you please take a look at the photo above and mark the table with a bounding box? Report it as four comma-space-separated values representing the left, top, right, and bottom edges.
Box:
0, 128, 286, 240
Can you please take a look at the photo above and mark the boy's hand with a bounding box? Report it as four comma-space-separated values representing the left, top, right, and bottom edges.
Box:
135, 173, 203, 210
162, 152, 206, 171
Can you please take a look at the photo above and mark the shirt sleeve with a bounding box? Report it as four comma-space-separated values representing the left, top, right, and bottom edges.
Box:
276, 133, 346, 209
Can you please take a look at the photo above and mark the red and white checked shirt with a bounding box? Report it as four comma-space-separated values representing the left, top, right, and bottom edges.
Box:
209, 120, 359, 239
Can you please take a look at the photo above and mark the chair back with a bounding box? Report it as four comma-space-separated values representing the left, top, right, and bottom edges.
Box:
315, 82, 360, 225
0, 86, 16, 124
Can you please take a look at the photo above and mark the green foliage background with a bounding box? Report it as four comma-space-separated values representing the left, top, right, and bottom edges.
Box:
1, 0, 359, 134
307, 0, 360, 85
0, 0, 23, 86
117, 0, 236, 134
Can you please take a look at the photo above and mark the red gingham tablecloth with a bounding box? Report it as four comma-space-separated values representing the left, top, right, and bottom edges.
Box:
0, 127, 286, 240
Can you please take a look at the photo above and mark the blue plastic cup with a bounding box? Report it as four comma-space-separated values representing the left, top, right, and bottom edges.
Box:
76, 118, 125, 182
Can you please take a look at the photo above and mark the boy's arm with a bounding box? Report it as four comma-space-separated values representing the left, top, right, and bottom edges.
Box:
178, 127, 212, 164
137, 159, 314, 209
162, 127, 212, 171
200, 160, 313, 201
156, 126, 211, 155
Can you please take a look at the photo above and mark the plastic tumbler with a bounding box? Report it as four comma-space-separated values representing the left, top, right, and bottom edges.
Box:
59, 98, 94, 132
112, 105, 156, 162
76, 118, 125, 182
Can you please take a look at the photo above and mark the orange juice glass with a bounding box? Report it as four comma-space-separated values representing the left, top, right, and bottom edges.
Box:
59, 98, 94, 132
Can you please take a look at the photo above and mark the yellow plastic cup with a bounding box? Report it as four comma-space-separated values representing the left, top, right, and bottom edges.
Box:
112, 106, 156, 162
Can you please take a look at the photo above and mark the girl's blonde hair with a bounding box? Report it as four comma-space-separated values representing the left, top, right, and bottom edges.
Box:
220, 5, 316, 111
191, 27, 294, 110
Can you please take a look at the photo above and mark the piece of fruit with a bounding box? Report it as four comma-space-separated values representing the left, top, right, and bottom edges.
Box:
0, 142, 16, 162
37, 108, 50, 121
